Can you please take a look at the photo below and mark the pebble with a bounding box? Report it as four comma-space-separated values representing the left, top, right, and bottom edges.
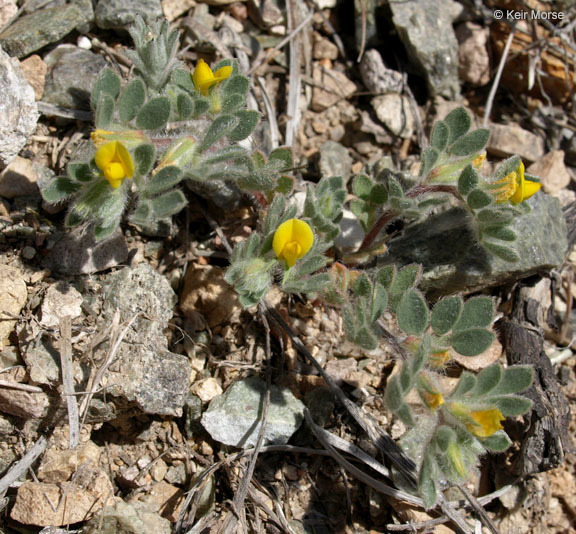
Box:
0, 3, 92, 58
22, 246, 36, 259
201, 376, 305, 448
311, 64, 357, 112
39, 281, 83, 328
19, 55, 47, 100
43, 45, 107, 109
487, 122, 545, 163
455, 22, 490, 86
372, 93, 416, 138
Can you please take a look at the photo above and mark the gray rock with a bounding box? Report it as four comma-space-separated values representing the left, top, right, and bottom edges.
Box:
319, 140, 352, 182
201, 376, 305, 448
83, 498, 171, 534
381, 192, 568, 297
95, 0, 163, 31
102, 263, 176, 346
43, 45, 107, 109
455, 22, 490, 87
185, 179, 243, 211
360, 49, 404, 94
43, 227, 129, 275
98, 264, 190, 417
0, 3, 92, 58
106, 345, 189, 417
389, 0, 460, 99
0, 46, 38, 169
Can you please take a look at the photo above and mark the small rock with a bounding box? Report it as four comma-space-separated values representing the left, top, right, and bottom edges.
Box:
0, 46, 38, 170
311, 0, 336, 7
0, 156, 42, 198
84, 497, 171, 534
382, 192, 568, 297
311, 64, 357, 112
324, 357, 358, 385
184, 178, 243, 210
37, 441, 101, 483
191, 377, 223, 402
165, 463, 187, 485
180, 265, 241, 328
21, 246, 36, 259
455, 22, 490, 86
43, 45, 107, 109
0, 264, 27, 345
487, 122, 545, 163
0, 4, 92, 58
77, 35, 92, 50
130, 481, 185, 522
39, 281, 83, 328
43, 226, 129, 275
196, 0, 237, 4
360, 49, 404, 94
372, 94, 415, 138
0, 381, 49, 418
101, 263, 177, 345
18, 55, 46, 100
201, 376, 305, 448
248, 0, 284, 28
313, 33, 338, 60
0, 0, 17, 27
101, 343, 190, 417
10, 466, 113, 526
335, 209, 365, 252
95, 0, 163, 31
389, 0, 460, 99
319, 140, 352, 181
162, 0, 197, 21
527, 150, 571, 195
150, 459, 168, 482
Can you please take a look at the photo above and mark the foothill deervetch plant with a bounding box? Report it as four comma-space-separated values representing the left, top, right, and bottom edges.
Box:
40, 16, 538, 510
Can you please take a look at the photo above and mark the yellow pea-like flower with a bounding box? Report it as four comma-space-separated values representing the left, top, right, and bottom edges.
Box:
491, 161, 541, 204
465, 408, 505, 438
94, 141, 135, 189
273, 219, 314, 267
192, 59, 233, 96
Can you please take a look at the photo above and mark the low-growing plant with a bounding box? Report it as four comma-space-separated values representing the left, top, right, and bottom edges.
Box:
40, 16, 538, 513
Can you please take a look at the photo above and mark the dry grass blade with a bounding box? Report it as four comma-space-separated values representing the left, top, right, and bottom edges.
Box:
304, 409, 422, 506
59, 315, 79, 449
0, 380, 43, 393
256, 76, 281, 149
0, 436, 47, 498
79, 310, 139, 427
483, 29, 515, 128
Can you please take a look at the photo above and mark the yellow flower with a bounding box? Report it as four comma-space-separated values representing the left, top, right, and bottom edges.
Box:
429, 350, 451, 368
94, 141, 134, 189
421, 390, 444, 410
192, 59, 233, 96
465, 408, 505, 438
490, 161, 541, 204
473, 152, 486, 170
273, 219, 314, 267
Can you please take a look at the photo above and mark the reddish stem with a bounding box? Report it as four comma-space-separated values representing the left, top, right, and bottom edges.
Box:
358, 184, 460, 251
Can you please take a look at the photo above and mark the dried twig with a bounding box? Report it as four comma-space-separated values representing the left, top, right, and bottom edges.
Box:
0, 380, 43, 393
483, 29, 515, 128
60, 316, 80, 449
0, 436, 47, 497
37, 102, 93, 122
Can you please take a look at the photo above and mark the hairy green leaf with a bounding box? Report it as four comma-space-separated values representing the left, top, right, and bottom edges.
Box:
133, 143, 156, 176
135, 97, 171, 130
41, 177, 82, 203
454, 297, 494, 331
480, 431, 512, 452
448, 129, 490, 156
444, 107, 472, 145
482, 241, 520, 262
466, 189, 492, 210
457, 164, 479, 196
200, 115, 239, 151
492, 396, 532, 416
118, 78, 146, 123
146, 166, 182, 194
451, 329, 495, 357
228, 110, 259, 142
431, 296, 463, 335
492, 366, 533, 395
151, 190, 187, 218
397, 289, 429, 335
